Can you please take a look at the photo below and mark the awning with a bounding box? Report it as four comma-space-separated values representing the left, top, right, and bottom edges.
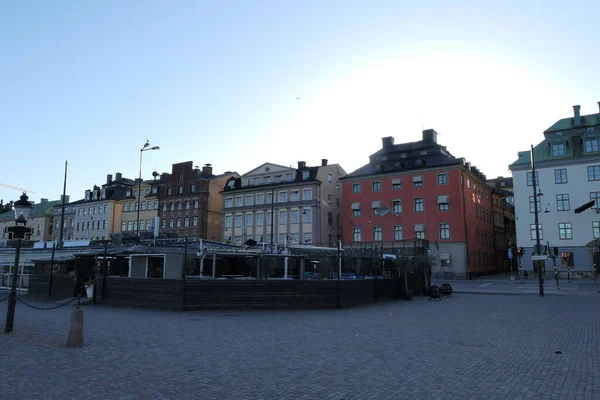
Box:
414, 224, 425, 232
351, 202, 361, 210
437, 195, 449, 204
440, 252, 451, 260
392, 178, 402, 185
412, 175, 423, 183
372, 201, 381, 208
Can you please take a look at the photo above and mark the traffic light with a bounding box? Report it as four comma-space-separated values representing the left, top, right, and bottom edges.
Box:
517, 247, 524, 257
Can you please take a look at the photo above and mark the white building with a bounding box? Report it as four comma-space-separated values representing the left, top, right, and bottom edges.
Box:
509, 104, 600, 277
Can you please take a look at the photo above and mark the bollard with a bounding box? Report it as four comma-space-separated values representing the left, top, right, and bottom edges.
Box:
67, 306, 84, 348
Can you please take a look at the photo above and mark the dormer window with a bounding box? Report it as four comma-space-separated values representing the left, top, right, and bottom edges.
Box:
126, 190, 131, 196
227, 180, 235, 189
302, 170, 309, 180
92, 191, 98, 200
585, 138, 599, 153
286, 173, 294, 181
100, 190, 106, 199
85, 190, 91, 201
264, 176, 271, 184
551, 143, 565, 157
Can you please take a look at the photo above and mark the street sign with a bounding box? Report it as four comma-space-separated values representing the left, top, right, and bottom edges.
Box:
532, 255, 548, 261
508, 248, 513, 259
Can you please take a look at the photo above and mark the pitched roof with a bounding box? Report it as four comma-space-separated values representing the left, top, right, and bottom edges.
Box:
544, 112, 600, 133
0, 199, 61, 222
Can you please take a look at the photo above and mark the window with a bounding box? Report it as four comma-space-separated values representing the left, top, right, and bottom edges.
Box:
191, 184, 196, 192
235, 215, 242, 228
176, 202, 182, 210
184, 217, 189, 228
352, 227, 362, 242
176, 218, 181, 228
556, 194, 570, 211
279, 210, 287, 225
372, 181, 381, 192
303, 232, 312, 244
264, 176, 271, 184
352, 184, 361, 193
328, 212, 333, 226
162, 203, 167, 212
256, 194, 264, 205
558, 222, 573, 240
437, 195, 449, 211
185, 201, 190, 210
193, 200, 198, 209
245, 195, 254, 206
147, 201, 153, 210
414, 198, 424, 212
123, 203, 128, 212
140, 220, 145, 231
526, 172, 539, 186
235, 196, 243, 207
225, 215, 232, 229
279, 192, 287, 203
290, 210, 299, 223
302, 189, 312, 201
161, 219, 166, 229
167, 187, 172, 195
104, 205, 108, 213
336, 198, 341, 206
373, 227, 382, 241
591, 192, 600, 209
392, 179, 402, 190
302, 170, 309, 180
593, 221, 600, 238
554, 169, 568, 184
256, 213, 264, 226
193, 217, 198, 227
77, 222, 81, 231
351, 203, 361, 217
328, 174, 332, 183
246, 214, 253, 227
393, 200, 402, 214
529, 196, 541, 213
103, 220, 107, 229
413, 176, 424, 188
393, 225, 403, 241
588, 165, 600, 181
253, 177, 261, 185
290, 190, 299, 201
530, 224, 543, 240
286, 173, 294, 181
225, 197, 233, 208
134, 202, 139, 211
141, 202, 146, 211
169, 219, 174, 228
121, 222, 126, 232
415, 231, 425, 239
274, 175, 281, 183
336, 213, 341, 226
127, 221, 133, 231
551, 143, 565, 156
303, 209, 312, 223
266, 192, 273, 204
437, 173, 448, 185
170, 202, 175, 211
134, 190, 138, 196
440, 223, 450, 240
585, 139, 599, 153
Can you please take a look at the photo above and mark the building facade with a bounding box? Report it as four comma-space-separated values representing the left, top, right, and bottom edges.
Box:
51, 195, 75, 242
221, 159, 347, 246
487, 176, 514, 206
509, 104, 600, 277
0, 197, 62, 244
341, 129, 499, 279
71, 173, 133, 241
158, 162, 238, 240
118, 180, 160, 235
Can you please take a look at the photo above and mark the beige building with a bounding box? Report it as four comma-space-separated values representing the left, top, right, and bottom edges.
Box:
221, 159, 347, 246
118, 181, 160, 234
0, 198, 61, 244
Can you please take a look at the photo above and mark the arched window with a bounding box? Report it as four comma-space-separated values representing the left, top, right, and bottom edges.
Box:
193, 200, 199, 209
185, 201, 191, 210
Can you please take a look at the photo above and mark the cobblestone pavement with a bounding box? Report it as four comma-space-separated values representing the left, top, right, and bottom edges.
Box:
1, 294, 600, 400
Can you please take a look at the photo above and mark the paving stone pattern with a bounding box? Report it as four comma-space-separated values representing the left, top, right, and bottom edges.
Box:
1, 294, 600, 400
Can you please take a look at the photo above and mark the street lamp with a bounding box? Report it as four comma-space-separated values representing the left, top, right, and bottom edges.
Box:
136, 141, 160, 243
530, 144, 544, 297
4, 192, 33, 333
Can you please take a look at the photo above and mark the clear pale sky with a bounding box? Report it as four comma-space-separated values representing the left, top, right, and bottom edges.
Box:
2, 1, 600, 204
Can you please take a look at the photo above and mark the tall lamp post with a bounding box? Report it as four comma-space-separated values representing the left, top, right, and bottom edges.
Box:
530, 144, 544, 297
4, 192, 33, 333
269, 187, 275, 252
136, 141, 160, 243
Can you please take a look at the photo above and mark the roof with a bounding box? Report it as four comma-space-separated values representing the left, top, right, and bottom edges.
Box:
544, 112, 600, 133
0, 199, 61, 222
222, 165, 320, 192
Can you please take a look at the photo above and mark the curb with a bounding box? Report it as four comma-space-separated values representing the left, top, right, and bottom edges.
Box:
453, 290, 562, 296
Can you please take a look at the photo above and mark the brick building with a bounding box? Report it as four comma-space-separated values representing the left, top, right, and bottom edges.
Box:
340, 129, 501, 279
157, 162, 238, 240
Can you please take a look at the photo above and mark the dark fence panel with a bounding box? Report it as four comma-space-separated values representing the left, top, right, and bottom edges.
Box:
28, 274, 76, 299
102, 278, 184, 309
184, 280, 338, 310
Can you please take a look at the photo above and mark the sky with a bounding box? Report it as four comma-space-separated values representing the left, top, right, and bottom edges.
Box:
2, 0, 600, 205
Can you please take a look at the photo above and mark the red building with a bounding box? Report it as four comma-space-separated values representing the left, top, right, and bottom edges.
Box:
341, 129, 500, 279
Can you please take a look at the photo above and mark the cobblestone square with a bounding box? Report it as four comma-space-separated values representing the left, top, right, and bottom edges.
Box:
1, 293, 600, 400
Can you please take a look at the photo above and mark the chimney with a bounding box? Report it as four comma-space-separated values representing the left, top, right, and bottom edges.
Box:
573, 105, 581, 126
40, 198, 48, 203
422, 129, 438, 143
297, 161, 306, 169
107, 174, 113, 184
60, 195, 70, 203
382, 136, 395, 148
115, 172, 122, 181
321, 159, 328, 166
202, 163, 213, 177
